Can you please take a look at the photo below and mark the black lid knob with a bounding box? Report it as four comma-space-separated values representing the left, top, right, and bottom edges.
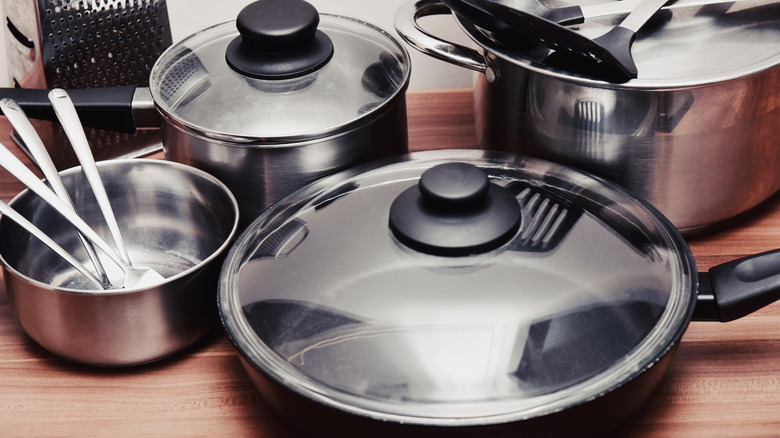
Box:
225, 0, 334, 80
389, 163, 522, 256
419, 161, 490, 207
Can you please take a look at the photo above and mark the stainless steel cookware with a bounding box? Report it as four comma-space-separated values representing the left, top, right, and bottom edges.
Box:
0, 159, 239, 366
2, 0, 412, 230
218, 149, 780, 436
395, 0, 780, 235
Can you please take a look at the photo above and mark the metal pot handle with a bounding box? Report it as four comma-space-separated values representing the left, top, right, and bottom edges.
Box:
394, 0, 487, 73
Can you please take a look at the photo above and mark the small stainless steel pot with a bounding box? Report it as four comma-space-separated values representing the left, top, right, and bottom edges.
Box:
395, 0, 780, 235
0, 159, 239, 366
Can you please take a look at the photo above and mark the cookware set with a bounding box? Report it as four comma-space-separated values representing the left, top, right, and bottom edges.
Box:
1, 0, 779, 435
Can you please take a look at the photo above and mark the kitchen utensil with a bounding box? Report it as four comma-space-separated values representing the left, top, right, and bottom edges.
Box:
2, 0, 172, 166
49, 89, 143, 269
0, 141, 163, 289
443, 0, 745, 28
0, 0, 411, 230
0, 199, 104, 289
509, 180, 582, 251
0, 98, 110, 286
219, 149, 780, 437
0, 159, 239, 366
396, 0, 780, 235
469, 0, 671, 80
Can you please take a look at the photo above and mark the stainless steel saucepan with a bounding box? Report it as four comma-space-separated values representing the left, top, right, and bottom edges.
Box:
218, 149, 780, 436
1, 0, 412, 229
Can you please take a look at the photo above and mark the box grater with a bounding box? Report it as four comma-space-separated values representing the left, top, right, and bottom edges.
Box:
3, 0, 172, 168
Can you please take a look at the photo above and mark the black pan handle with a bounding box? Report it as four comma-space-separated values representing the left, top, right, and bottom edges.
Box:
0, 86, 157, 134
694, 248, 780, 322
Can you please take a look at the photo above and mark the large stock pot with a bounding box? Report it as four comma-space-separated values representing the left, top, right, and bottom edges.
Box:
395, 0, 780, 234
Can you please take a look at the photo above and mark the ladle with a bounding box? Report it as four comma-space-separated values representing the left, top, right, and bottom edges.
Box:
0, 98, 111, 287
0, 142, 165, 289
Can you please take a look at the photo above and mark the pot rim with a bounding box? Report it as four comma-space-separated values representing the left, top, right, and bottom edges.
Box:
0, 158, 240, 295
150, 14, 412, 144
456, 9, 780, 90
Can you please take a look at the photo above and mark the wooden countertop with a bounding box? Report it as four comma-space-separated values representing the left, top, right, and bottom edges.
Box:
1, 89, 780, 437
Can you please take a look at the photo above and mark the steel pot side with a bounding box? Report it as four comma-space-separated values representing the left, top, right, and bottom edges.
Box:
3, 258, 222, 365
395, 0, 780, 234
473, 55, 780, 234
160, 93, 409, 230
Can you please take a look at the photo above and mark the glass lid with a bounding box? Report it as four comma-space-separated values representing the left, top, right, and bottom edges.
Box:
219, 149, 696, 425
149, 0, 410, 142
458, 0, 780, 88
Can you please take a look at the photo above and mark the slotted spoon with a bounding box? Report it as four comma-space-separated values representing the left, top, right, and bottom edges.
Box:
471, 0, 670, 80
444, 0, 745, 27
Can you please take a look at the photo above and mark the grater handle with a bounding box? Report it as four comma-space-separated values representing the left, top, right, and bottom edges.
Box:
0, 86, 152, 134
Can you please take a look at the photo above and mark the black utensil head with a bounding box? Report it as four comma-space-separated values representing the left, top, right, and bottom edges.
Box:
472, 0, 637, 82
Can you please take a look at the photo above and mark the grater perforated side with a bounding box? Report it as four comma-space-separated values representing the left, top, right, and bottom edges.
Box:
38, 0, 172, 88
3, 0, 173, 168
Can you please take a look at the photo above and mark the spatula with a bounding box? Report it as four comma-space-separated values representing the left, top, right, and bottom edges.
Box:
474, 0, 673, 80
444, 0, 745, 28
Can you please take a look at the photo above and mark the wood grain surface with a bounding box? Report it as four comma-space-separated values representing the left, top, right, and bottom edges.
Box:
1, 89, 779, 437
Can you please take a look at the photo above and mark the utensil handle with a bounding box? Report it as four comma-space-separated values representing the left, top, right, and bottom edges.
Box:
0, 86, 140, 133
0, 141, 124, 268
619, 0, 671, 32
395, 0, 488, 73
0, 98, 111, 286
0, 199, 105, 289
583, 0, 742, 21
49, 89, 132, 265
0, 99, 68, 199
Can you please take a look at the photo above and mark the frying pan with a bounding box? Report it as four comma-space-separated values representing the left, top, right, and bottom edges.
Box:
218, 149, 780, 437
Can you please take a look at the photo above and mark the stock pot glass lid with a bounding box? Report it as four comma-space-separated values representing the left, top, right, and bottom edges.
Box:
461, 0, 780, 87
149, 0, 409, 141
219, 149, 696, 424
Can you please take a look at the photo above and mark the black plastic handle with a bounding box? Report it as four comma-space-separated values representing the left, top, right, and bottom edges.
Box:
0, 86, 139, 133
694, 248, 780, 322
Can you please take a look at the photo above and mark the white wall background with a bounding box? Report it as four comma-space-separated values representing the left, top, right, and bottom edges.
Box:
0, 0, 475, 89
